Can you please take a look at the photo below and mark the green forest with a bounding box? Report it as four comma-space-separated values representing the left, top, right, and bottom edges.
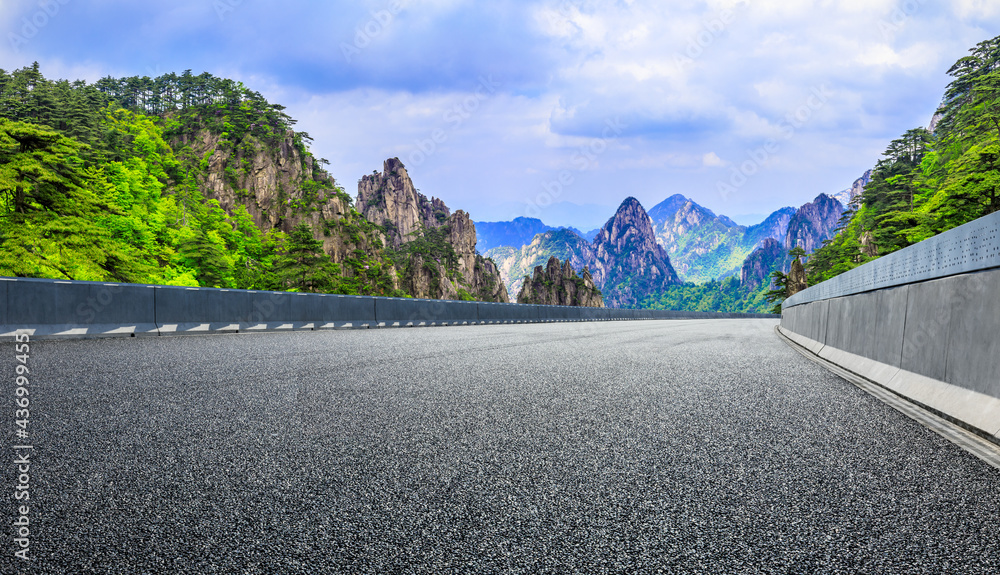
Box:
806, 36, 1000, 285
640, 276, 773, 313
0, 64, 403, 295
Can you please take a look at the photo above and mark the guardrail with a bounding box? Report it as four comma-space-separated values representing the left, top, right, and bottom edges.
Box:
778, 210, 1000, 444
0, 276, 778, 338
783, 210, 1000, 308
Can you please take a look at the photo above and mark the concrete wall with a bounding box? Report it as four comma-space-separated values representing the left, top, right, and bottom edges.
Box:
0, 276, 778, 339
779, 211, 1000, 443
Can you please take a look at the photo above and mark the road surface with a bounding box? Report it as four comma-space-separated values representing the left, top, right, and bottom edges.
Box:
3, 319, 998, 573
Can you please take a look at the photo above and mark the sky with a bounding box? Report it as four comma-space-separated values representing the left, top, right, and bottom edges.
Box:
1, 1, 999, 229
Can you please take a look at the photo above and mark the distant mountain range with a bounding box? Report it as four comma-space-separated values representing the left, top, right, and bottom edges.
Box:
484, 191, 846, 303
474, 218, 585, 253
488, 198, 680, 307
646, 195, 798, 283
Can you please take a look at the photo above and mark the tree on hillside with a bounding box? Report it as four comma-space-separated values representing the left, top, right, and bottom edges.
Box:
271, 222, 341, 292
0, 118, 156, 282
764, 270, 789, 315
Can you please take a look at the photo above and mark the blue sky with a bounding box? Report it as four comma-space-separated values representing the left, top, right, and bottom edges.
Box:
2, 0, 999, 229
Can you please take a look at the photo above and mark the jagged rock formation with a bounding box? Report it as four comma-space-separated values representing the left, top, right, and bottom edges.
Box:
592, 197, 681, 308
356, 158, 508, 302
740, 238, 784, 290
174, 127, 393, 278
787, 257, 808, 296
485, 229, 596, 297
517, 257, 604, 307
357, 158, 450, 248
859, 230, 878, 259
784, 193, 845, 255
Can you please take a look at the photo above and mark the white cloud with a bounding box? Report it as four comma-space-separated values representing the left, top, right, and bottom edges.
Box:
703, 152, 726, 167
3, 0, 1000, 225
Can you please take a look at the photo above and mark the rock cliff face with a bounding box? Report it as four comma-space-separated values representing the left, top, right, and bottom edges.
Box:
740, 238, 784, 290
357, 158, 450, 248
784, 194, 844, 255
174, 127, 391, 273
356, 158, 508, 302
592, 197, 680, 308
517, 257, 604, 307
787, 257, 808, 296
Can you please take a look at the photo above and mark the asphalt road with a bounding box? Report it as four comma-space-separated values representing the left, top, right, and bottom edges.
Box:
2, 319, 999, 574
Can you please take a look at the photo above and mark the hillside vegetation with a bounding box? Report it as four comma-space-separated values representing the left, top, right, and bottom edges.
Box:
0, 64, 400, 295
807, 35, 1000, 284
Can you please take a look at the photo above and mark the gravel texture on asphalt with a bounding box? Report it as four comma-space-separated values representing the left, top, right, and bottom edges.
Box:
2, 319, 999, 574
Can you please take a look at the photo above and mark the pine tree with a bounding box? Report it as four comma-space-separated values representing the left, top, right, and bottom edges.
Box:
271, 223, 341, 292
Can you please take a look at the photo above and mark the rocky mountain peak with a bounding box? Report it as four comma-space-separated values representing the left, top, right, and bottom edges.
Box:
357, 157, 449, 248
356, 158, 508, 302
784, 193, 844, 255
592, 197, 680, 308
595, 197, 655, 246
647, 194, 692, 223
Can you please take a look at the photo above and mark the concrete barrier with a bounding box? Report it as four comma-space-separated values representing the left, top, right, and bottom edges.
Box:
780, 210, 1000, 444
0, 278, 158, 338
0, 276, 779, 339
375, 297, 479, 327
155, 286, 248, 335
309, 294, 378, 330
477, 302, 538, 324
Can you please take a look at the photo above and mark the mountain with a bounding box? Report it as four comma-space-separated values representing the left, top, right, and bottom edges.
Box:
473, 217, 585, 253
357, 158, 509, 302
646, 194, 693, 224
516, 257, 603, 307
485, 228, 595, 297
592, 197, 681, 307
784, 193, 844, 254
641, 189, 851, 314
0, 65, 413, 296
744, 207, 798, 247
487, 198, 680, 307
739, 238, 784, 291
647, 195, 795, 283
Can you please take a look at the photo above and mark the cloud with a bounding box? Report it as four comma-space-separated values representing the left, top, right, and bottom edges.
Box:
702, 152, 726, 167
0, 0, 998, 226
